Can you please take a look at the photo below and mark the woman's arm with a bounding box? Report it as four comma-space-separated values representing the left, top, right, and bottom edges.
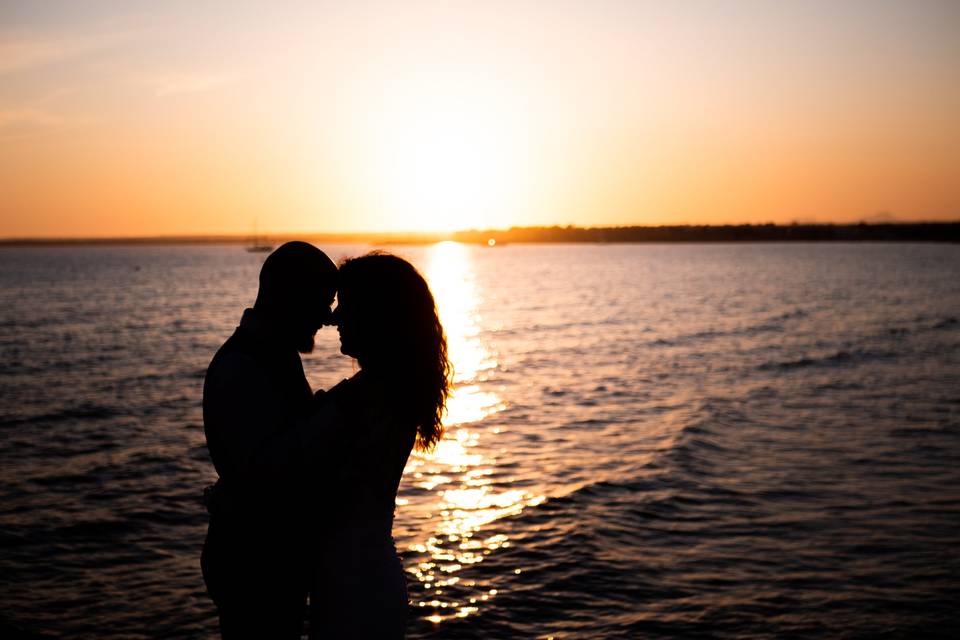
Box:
246, 378, 355, 483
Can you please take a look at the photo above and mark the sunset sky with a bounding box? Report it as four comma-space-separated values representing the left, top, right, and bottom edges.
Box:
1, 0, 958, 238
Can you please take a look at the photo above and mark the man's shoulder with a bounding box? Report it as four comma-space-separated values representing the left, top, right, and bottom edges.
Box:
205, 335, 263, 389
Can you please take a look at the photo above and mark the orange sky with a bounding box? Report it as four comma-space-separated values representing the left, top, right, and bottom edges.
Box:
1, 1, 959, 238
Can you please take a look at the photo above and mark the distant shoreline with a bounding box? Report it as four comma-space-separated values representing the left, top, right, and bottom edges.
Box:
2, 222, 958, 247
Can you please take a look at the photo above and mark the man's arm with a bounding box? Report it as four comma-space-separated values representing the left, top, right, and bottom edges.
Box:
205, 351, 305, 483
205, 352, 354, 487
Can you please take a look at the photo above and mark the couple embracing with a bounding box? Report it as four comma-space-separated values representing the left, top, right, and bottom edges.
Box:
201, 242, 450, 639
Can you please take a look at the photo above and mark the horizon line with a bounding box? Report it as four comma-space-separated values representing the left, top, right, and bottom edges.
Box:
2, 221, 959, 246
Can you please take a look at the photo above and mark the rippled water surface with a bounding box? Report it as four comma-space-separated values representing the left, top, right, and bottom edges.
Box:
2, 243, 959, 639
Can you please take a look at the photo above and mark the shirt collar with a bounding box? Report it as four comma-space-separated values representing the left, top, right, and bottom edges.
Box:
237, 307, 298, 354
237, 307, 274, 345
238, 307, 262, 332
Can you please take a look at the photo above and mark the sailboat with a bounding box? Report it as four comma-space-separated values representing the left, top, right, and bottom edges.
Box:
246, 219, 273, 253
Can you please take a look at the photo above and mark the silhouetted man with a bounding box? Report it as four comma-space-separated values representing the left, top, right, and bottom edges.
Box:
201, 241, 337, 639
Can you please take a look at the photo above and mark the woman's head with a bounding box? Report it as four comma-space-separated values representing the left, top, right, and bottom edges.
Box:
334, 252, 451, 451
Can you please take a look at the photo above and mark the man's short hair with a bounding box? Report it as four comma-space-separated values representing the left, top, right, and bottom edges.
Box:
255, 241, 337, 310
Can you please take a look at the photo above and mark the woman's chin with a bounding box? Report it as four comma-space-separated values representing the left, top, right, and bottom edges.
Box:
296, 335, 315, 354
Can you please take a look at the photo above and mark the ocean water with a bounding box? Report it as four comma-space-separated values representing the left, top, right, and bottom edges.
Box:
1, 242, 959, 639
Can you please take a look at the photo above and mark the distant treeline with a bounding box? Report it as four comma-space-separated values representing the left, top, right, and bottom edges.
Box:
453, 223, 960, 244
2, 222, 958, 247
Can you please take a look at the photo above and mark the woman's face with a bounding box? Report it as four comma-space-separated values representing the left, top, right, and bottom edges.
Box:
332, 288, 362, 360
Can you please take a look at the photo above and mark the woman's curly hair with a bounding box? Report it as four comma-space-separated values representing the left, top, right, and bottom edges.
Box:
337, 252, 452, 451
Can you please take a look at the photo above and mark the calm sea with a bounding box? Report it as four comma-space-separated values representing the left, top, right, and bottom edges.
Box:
2, 242, 959, 639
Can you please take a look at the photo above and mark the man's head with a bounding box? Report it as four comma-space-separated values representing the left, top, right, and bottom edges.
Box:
254, 241, 337, 353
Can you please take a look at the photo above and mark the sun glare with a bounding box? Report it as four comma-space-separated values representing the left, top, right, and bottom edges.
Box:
398, 241, 544, 622
371, 100, 523, 232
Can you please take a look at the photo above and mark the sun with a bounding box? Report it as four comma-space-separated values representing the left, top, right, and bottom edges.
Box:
370, 99, 524, 232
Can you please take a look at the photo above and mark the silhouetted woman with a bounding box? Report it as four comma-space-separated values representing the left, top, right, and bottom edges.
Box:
306, 252, 451, 639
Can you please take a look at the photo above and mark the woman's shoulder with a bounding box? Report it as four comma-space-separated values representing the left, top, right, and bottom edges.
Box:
318, 372, 413, 434
312, 374, 378, 422
327, 374, 368, 405
312, 374, 361, 404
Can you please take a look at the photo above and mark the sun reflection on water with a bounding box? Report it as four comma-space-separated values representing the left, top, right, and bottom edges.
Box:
402, 241, 543, 622
424, 242, 501, 425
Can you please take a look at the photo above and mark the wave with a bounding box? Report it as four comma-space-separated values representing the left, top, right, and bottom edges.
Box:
0, 352, 122, 377
487, 401, 751, 525
648, 309, 811, 349
0, 318, 25, 329
648, 314, 956, 354
757, 348, 898, 371
0, 402, 120, 428
933, 316, 959, 330
409, 388, 960, 639
882, 316, 959, 338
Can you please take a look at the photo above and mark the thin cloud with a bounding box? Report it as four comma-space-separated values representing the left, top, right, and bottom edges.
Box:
0, 31, 134, 76
0, 106, 64, 139
0, 105, 93, 141
0, 107, 61, 127
141, 71, 239, 97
